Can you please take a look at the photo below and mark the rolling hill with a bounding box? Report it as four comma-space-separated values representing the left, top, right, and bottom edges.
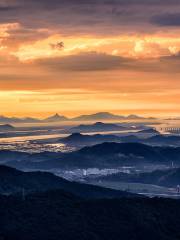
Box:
0, 165, 136, 199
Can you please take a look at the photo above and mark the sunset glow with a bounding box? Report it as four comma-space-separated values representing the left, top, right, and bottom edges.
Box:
0, 0, 180, 117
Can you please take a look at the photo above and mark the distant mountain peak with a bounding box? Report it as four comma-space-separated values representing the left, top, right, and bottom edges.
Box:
44, 113, 68, 122
72, 112, 125, 121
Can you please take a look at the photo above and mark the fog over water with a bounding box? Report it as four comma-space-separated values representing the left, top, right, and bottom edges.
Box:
0, 118, 180, 153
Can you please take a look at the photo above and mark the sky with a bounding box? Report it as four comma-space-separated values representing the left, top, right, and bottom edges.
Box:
0, 0, 180, 117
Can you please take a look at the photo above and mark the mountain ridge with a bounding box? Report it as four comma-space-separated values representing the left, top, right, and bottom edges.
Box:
0, 112, 156, 123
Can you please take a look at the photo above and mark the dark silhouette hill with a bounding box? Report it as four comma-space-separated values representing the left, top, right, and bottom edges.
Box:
0, 165, 136, 199
0, 191, 180, 240
59, 132, 121, 146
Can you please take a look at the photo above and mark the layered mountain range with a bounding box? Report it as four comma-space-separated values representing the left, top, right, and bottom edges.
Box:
0, 112, 156, 123
1, 142, 180, 170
